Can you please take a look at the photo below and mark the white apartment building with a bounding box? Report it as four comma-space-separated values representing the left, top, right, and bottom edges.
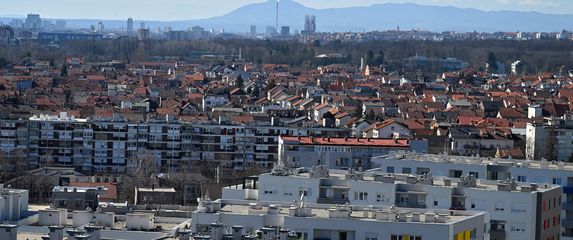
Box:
191, 198, 488, 240
278, 136, 428, 170
372, 152, 573, 239
526, 117, 573, 162
223, 166, 562, 240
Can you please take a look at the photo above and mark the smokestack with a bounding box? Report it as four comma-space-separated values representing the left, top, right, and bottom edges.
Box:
276, 0, 280, 32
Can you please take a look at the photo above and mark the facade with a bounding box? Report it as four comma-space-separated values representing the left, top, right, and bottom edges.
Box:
250, 25, 257, 36
372, 152, 573, 239
52, 186, 107, 211
526, 117, 573, 162
134, 187, 177, 205
127, 18, 134, 37
224, 166, 561, 240
0, 188, 29, 222
192, 198, 487, 240
25, 14, 41, 30
0, 112, 351, 173
202, 95, 230, 111
37, 32, 103, 42
281, 26, 290, 36
303, 15, 316, 35
278, 136, 428, 169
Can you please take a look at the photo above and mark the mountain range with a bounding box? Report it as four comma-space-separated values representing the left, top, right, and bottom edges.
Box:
1, 0, 572, 33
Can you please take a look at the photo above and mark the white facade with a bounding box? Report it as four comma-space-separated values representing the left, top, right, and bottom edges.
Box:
126, 213, 155, 231
372, 152, 573, 239
202, 95, 230, 111
526, 118, 573, 162
38, 208, 67, 226
0, 188, 29, 222
192, 199, 487, 240
224, 166, 561, 240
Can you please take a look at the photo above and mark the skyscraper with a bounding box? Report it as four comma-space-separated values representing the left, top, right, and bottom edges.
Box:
303, 15, 316, 35
280, 26, 290, 36
127, 18, 134, 37
97, 22, 104, 32
25, 14, 41, 30
250, 25, 257, 36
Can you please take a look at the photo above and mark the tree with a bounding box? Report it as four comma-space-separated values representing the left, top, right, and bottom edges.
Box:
366, 50, 375, 65
235, 75, 244, 89
60, 64, 68, 77
250, 86, 260, 98
374, 50, 385, 66
365, 109, 376, 121
487, 52, 498, 73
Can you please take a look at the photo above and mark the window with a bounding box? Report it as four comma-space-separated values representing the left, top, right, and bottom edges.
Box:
469, 172, 479, 178
449, 170, 463, 178
517, 175, 527, 182
434, 201, 438, 206
387, 167, 395, 173
511, 202, 527, 213
263, 186, 276, 195
365, 233, 378, 240
552, 178, 562, 185
402, 167, 411, 174
510, 222, 526, 232
376, 193, 385, 203
391, 235, 422, 240
495, 201, 505, 212
358, 192, 368, 201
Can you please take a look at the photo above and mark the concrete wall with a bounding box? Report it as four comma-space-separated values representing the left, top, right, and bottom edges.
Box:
38, 209, 67, 226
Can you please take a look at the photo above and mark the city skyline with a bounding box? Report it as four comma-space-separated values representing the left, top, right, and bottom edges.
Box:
0, 0, 571, 21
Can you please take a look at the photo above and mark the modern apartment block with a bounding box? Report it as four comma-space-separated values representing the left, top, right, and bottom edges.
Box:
224, 166, 562, 240
372, 152, 573, 239
526, 117, 573, 162
278, 136, 428, 169
192, 198, 488, 240
0, 112, 351, 173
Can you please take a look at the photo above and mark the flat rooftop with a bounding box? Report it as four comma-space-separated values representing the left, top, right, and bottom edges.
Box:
265, 167, 558, 193
205, 199, 484, 225
373, 151, 573, 171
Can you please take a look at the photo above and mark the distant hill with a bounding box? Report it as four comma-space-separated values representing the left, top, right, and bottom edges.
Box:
184, 0, 573, 33
2, 1, 572, 33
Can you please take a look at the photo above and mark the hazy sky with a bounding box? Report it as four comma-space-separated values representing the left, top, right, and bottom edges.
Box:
0, 0, 570, 20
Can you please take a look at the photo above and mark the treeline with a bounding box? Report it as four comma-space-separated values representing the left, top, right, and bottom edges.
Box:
1, 38, 573, 74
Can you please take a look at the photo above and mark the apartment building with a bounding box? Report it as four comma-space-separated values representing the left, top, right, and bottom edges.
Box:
526, 117, 573, 162
0, 112, 351, 173
192, 198, 488, 240
278, 136, 428, 169
372, 152, 573, 239
224, 166, 562, 240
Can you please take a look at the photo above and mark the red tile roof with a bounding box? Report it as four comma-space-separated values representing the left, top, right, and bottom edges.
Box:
281, 136, 411, 147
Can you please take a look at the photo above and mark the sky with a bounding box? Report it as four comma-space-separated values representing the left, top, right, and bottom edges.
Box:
0, 0, 570, 21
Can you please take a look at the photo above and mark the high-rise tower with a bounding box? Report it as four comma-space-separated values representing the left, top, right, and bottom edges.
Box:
127, 18, 134, 37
